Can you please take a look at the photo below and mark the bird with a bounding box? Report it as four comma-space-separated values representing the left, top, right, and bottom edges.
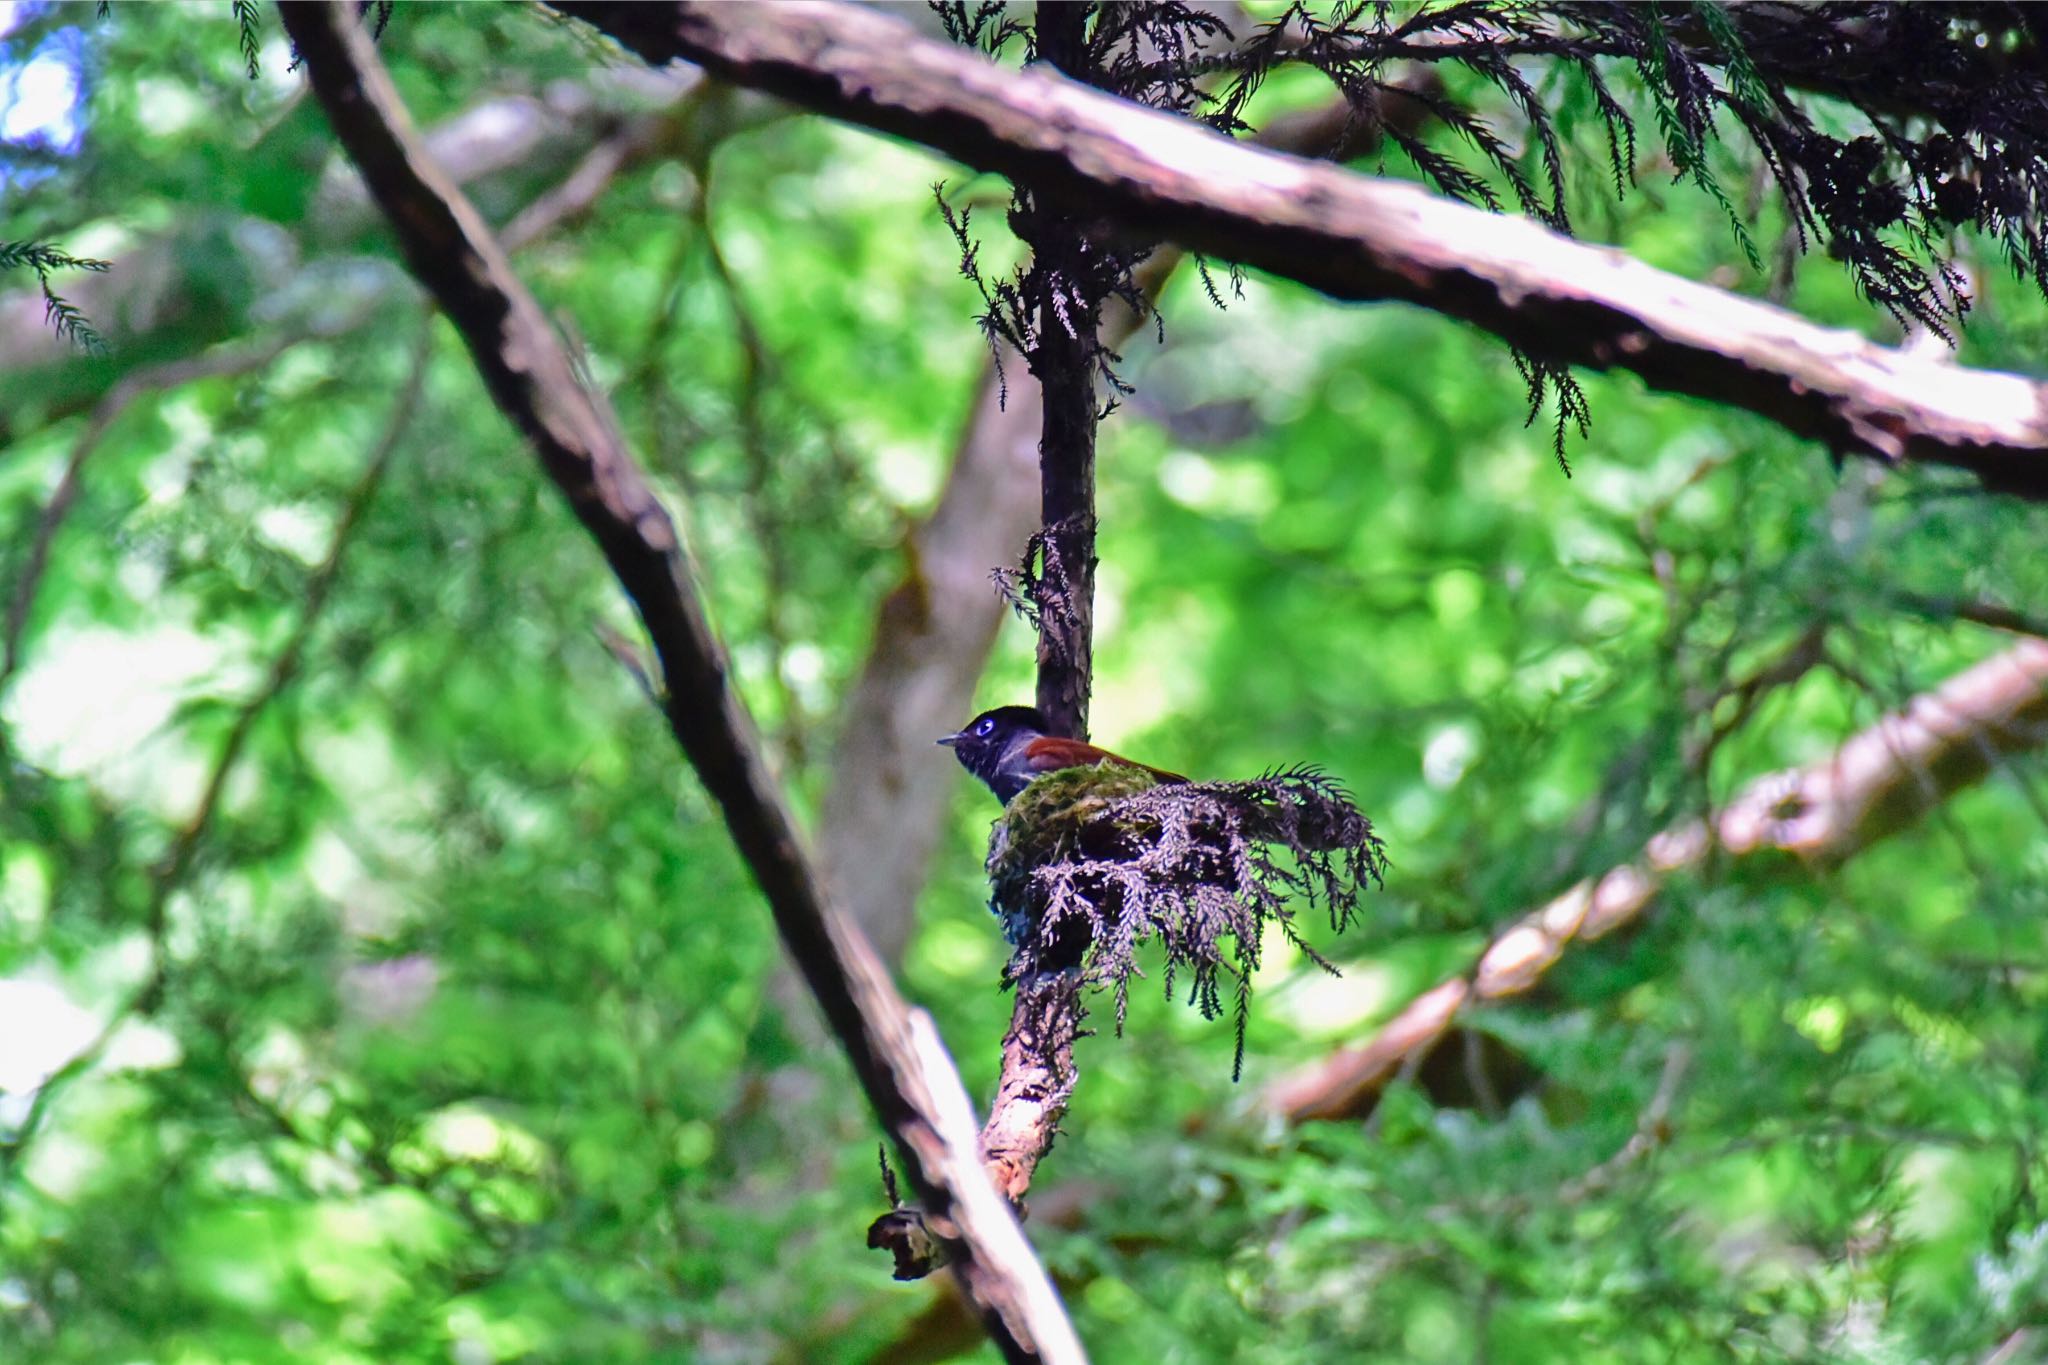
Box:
938, 705, 1188, 804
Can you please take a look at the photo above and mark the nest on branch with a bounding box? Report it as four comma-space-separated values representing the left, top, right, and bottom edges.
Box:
986, 761, 1388, 1078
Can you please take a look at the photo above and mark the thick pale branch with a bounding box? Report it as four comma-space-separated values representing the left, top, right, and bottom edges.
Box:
979, 973, 1084, 1206
816, 360, 1040, 966
559, 0, 2048, 498
276, 6, 1079, 1362
1269, 639, 2048, 1124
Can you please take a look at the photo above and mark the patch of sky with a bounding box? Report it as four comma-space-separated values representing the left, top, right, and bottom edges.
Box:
1, 2, 87, 191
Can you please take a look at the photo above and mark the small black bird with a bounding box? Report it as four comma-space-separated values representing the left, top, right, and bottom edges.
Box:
938, 705, 1187, 804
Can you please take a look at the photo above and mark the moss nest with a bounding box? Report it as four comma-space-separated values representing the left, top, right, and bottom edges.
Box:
981, 761, 1388, 1078
990, 762, 1166, 874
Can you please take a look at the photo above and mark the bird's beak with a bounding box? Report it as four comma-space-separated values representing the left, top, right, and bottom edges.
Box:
935, 732, 963, 748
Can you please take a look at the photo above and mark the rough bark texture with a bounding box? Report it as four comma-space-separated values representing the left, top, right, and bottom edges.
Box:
559, 0, 2048, 498
277, 7, 1080, 1361
1030, 323, 1100, 742
1025, 1, 1102, 744
1268, 638, 2048, 1124
979, 974, 1086, 1206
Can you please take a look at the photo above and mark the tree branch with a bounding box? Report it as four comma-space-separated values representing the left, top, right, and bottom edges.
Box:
1887, 593, 2048, 644
0, 65, 735, 429
1025, 3, 1102, 744
499, 112, 678, 253
978, 969, 1084, 1208
274, 6, 1080, 1360
558, 0, 2048, 498
1267, 638, 2048, 1123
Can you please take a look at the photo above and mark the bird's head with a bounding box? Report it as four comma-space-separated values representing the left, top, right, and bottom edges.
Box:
937, 705, 1052, 799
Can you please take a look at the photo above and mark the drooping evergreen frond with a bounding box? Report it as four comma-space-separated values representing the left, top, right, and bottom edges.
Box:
929, 3, 2048, 471
1, 240, 111, 354
1215, 2, 2048, 340
231, 0, 261, 78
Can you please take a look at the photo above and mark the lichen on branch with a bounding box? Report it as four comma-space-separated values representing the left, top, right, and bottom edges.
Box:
987, 762, 1388, 1079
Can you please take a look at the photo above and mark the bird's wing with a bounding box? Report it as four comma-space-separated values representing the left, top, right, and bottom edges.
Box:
1022, 736, 1188, 785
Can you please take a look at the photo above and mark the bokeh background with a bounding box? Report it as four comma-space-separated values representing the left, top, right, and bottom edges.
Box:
5, 3, 2048, 1361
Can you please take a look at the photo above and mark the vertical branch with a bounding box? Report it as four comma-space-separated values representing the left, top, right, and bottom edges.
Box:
968, 0, 1102, 1224
980, 970, 1085, 1204
1030, 313, 1100, 741
1028, 1, 1101, 742
817, 86, 1440, 967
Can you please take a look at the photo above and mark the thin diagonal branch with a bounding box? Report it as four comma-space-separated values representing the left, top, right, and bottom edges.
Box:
1, 68, 730, 424
1887, 593, 2048, 644
1268, 638, 2048, 1123
275, 6, 1080, 1361
560, 0, 2048, 498
500, 114, 676, 253
149, 320, 433, 928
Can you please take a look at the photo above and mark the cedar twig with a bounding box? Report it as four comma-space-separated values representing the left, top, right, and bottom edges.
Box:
2, 335, 307, 688
1557, 1043, 1692, 1203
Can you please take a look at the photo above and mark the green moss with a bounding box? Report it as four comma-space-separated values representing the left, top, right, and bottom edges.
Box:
990, 762, 1163, 878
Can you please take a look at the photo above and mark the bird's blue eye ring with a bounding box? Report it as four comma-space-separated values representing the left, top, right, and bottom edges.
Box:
974, 716, 996, 736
